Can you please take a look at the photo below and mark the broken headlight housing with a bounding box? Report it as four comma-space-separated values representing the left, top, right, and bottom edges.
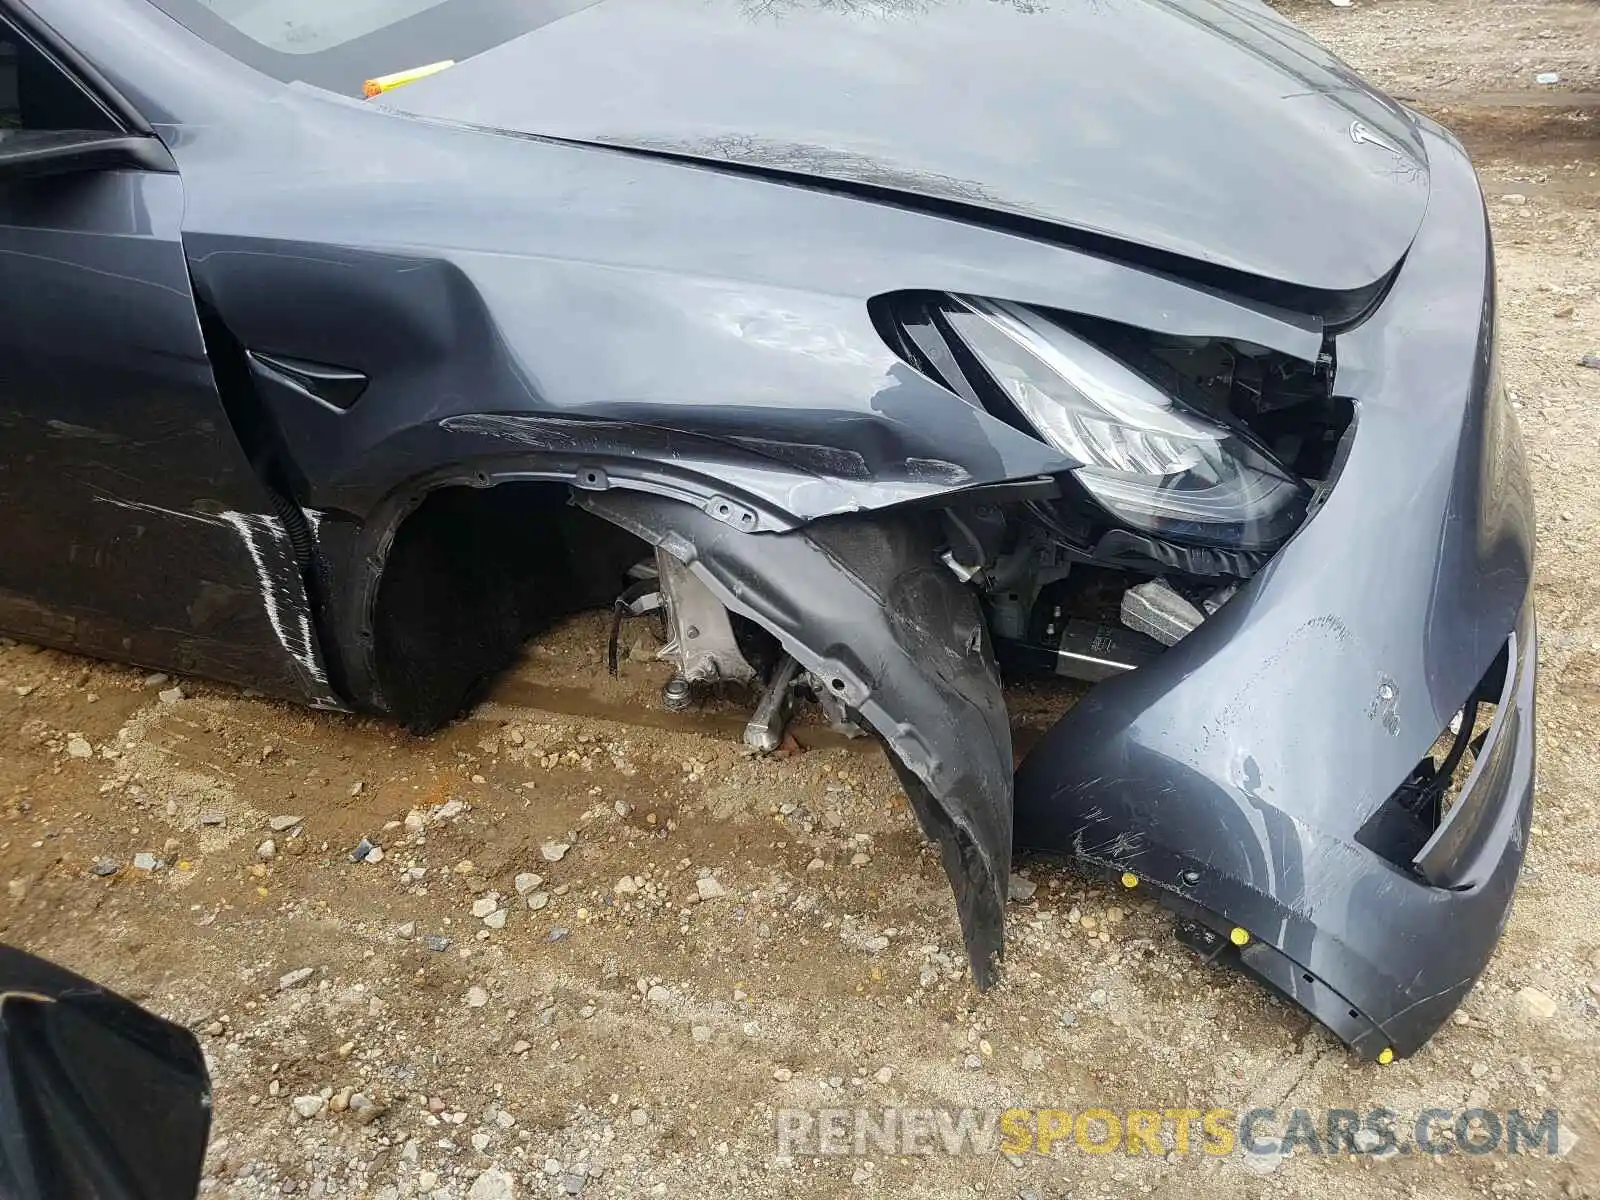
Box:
896, 295, 1313, 551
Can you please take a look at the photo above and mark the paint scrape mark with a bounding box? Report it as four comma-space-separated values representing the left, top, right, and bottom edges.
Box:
94, 495, 223, 526
1367, 673, 1401, 736
219, 511, 331, 693
904, 457, 972, 485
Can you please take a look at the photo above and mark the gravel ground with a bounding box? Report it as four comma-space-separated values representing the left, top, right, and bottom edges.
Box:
1, 2, 1597, 1198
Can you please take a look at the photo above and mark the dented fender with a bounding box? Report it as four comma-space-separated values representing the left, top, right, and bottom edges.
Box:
579, 491, 1013, 985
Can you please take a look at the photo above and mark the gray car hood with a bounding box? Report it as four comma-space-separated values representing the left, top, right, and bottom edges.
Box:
389, 0, 1428, 295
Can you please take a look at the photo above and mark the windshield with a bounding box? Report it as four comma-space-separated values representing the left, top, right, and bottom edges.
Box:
147, 0, 595, 95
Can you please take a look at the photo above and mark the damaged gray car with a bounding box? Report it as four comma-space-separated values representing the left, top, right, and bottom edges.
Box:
0, 0, 1534, 1062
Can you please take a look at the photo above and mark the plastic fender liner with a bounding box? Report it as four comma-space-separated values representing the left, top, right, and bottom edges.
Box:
579, 491, 1013, 986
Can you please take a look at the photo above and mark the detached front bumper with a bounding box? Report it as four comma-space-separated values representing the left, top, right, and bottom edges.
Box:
1014, 121, 1537, 1059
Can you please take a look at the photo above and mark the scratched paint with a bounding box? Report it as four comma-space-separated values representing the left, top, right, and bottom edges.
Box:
94, 496, 333, 699
218, 511, 332, 695
1367, 673, 1402, 736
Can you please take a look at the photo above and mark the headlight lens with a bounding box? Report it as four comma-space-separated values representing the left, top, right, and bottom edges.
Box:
942, 296, 1309, 549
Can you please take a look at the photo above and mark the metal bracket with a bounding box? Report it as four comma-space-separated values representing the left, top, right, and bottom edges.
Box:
744, 653, 802, 751
654, 547, 756, 685
810, 671, 866, 738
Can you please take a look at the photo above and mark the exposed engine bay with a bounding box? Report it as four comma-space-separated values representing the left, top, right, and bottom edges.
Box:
613, 311, 1354, 736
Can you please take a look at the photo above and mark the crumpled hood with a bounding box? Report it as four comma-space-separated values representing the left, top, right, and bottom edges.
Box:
389, 0, 1428, 294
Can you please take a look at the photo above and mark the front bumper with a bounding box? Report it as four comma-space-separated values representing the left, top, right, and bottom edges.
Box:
1014, 121, 1536, 1059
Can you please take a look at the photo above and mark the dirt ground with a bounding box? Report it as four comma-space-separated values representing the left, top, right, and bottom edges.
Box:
2, 2, 1598, 1197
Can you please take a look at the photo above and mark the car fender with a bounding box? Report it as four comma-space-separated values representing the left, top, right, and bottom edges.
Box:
578, 490, 1014, 987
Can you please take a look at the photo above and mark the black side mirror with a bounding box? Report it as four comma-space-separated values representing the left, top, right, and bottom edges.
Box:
0, 947, 210, 1199
0, 130, 175, 181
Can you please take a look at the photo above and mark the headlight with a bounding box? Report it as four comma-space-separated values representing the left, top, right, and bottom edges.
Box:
941, 296, 1309, 550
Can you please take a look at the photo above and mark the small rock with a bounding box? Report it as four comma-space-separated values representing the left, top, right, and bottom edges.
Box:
614, 876, 639, 896
133, 852, 159, 871
540, 841, 571, 863
467, 1167, 515, 1200
772, 1067, 793, 1082
862, 935, 889, 953
200, 812, 226, 827
695, 877, 727, 901
645, 985, 674, 1007
1088, 989, 1108, 1006
143, 672, 169, 688
691, 1025, 712, 1043
278, 967, 314, 991
484, 909, 507, 929
395, 921, 416, 939
466, 986, 489, 1008
874, 1066, 893, 1085
268, 815, 302, 833
365, 846, 384, 864
514, 872, 543, 895
1535, 71, 1561, 85
511, 1040, 531, 1054
850, 852, 870, 866
257, 839, 276, 860
542, 1159, 563, 1177
1240, 1149, 1282, 1176
291, 1096, 326, 1120
471, 897, 498, 919
1470, 1061, 1489, 1079
66, 736, 92, 759
526, 892, 550, 912
1515, 987, 1558, 1021
631, 1108, 650, 1127
424, 935, 451, 952
963, 1054, 982, 1070
1580, 354, 1600, 371
1008, 874, 1037, 902
90, 859, 120, 877
158, 686, 185, 704
418, 1172, 439, 1193
329, 1088, 351, 1113
471, 1132, 491, 1151
578, 1004, 596, 1018
561, 1174, 584, 1196
1501, 193, 1528, 205
351, 838, 376, 862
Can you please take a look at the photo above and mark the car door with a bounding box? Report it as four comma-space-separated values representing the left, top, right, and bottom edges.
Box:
0, 8, 337, 705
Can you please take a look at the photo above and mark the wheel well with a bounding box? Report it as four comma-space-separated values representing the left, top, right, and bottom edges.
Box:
370, 481, 644, 732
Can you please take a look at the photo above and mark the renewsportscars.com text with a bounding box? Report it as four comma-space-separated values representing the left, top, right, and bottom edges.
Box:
774, 1106, 1567, 1159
